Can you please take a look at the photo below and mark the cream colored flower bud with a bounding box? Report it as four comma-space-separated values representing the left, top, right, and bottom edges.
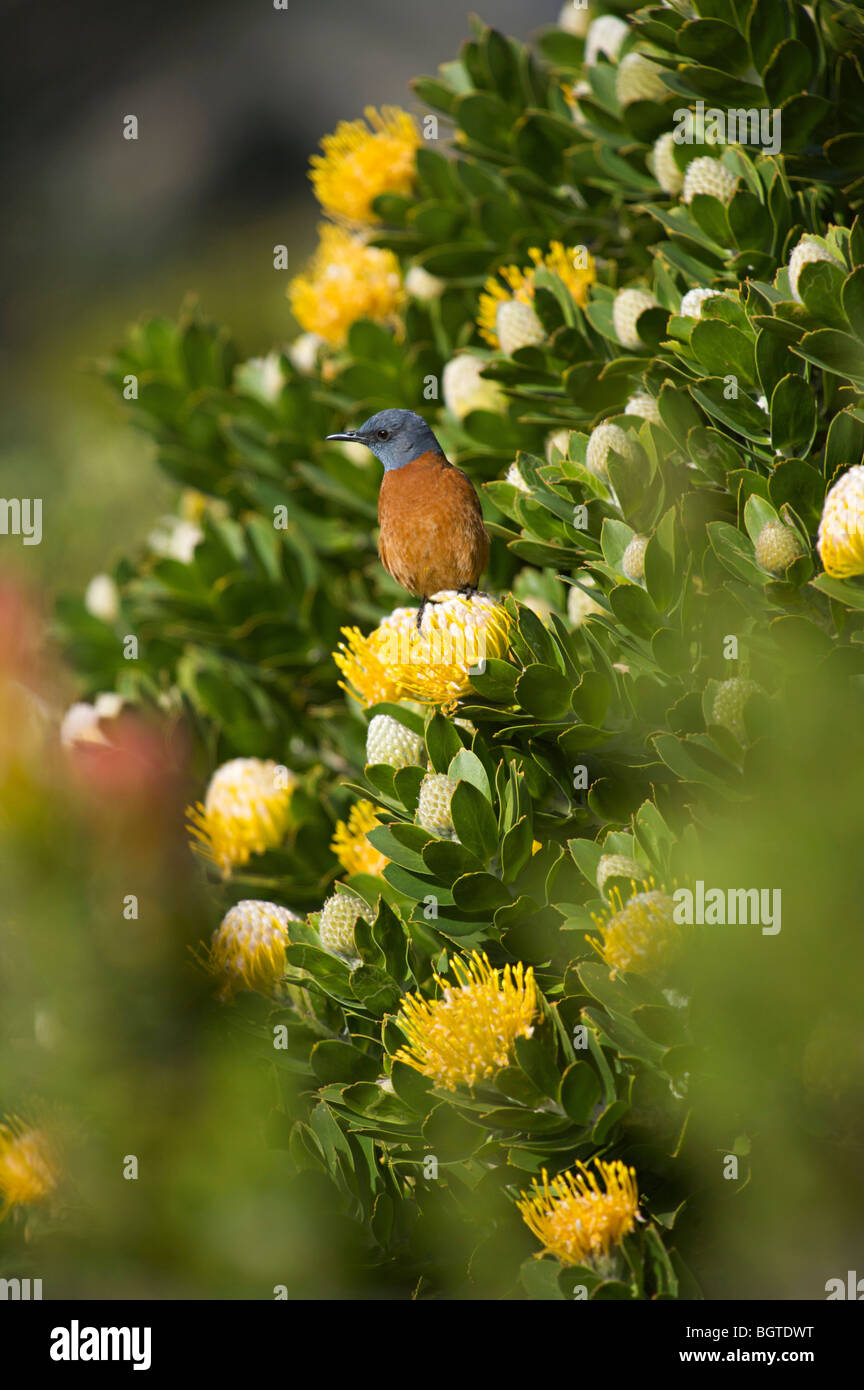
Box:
682, 157, 737, 205
624, 392, 660, 423
754, 521, 804, 574
442, 354, 506, 419
612, 288, 658, 349
586, 422, 640, 480
405, 265, 445, 301
651, 131, 683, 195
616, 53, 668, 106
557, 1, 592, 38
584, 14, 627, 63
679, 287, 721, 318
787, 235, 844, 304
596, 853, 649, 898
365, 713, 425, 769
711, 678, 761, 744
318, 891, 374, 959
417, 772, 458, 837
496, 299, 546, 355
622, 533, 649, 582
84, 574, 119, 623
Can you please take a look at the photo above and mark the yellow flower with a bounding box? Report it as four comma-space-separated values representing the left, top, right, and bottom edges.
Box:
207, 899, 302, 1002
334, 591, 511, 709
517, 1159, 641, 1268
477, 242, 596, 348
393, 951, 537, 1090
331, 800, 388, 876
288, 223, 405, 346
187, 757, 297, 877
818, 465, 864, 578
309, 106, 420, 225
0, 1116, 60, 1216
592, 886, 679, 976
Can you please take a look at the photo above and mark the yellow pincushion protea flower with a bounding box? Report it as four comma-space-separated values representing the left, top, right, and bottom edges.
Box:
207, 899, 302, 1002
309, 106, 420, 225
334, 591, 511, 709
592, 887, 679, 976
331, 799, 388, 876
477, 242, 596, 349
817, 465, 864, 578
288, 223, 405, 346
393, 951, 537, 1091
517, 1159, 641, 1268
0, 1116, 60, 1216
187, 757, 297, 877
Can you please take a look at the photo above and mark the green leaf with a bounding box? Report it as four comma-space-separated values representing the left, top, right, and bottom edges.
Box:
793, 330, 864, 384
310, 1040, 380, 1085
425, 710, 464, 773
516, 663, 574, 719
450, 781, 500, 862
769, 374, 817, 456
690, 320, 756, 385
559, 1061, 602, 1122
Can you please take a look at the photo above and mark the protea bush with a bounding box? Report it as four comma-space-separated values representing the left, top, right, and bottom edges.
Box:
53, 2, 864, 1300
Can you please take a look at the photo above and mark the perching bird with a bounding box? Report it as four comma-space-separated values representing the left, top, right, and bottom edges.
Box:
326, 408, 490, 626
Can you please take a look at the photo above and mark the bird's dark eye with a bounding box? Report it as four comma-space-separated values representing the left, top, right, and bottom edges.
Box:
377, 429, 390, 441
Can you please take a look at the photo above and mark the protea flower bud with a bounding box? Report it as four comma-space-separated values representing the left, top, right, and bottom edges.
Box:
624, 392, 660, 423
209, 900, 302, 1002
443, 354, 507, 419
651, 131, 683, 195
505, 460, 531, 492
234, 352, 285, 404
711, 678, 761, 744
682, 157, 737, 205
288, 332, 325, 374
787, 235, 844, 304
616, 53, 668, 106
404, 265, 445, 301
596, 852, 650, 898
612, 288, 658, 349
365, 713, 425, 768
586, 422, 640, 479
584, 14, 628, 64
84, 574, 119, 622
622, 533, 649, 582
817, 466, 864, 577
680, 287, 721, 318
557, 1, 592, 38
495, 299, 546, 355
417, 771, 458, 837
545, 428, 572, 460
754, 521, 804, 574
318, 891, 375, 959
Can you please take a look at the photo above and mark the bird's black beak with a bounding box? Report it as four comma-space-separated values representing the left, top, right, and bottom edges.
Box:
325, 431, 361, 442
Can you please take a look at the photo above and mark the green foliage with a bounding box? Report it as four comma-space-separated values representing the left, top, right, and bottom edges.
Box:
60, 3, 864, 1298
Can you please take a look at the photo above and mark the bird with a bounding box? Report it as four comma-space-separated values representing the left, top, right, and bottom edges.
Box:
326, 408, 490, 627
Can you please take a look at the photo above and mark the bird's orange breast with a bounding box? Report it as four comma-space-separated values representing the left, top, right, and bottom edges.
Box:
378, 450, 490, 598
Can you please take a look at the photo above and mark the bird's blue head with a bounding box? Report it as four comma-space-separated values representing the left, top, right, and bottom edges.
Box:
326, 408, 443, 472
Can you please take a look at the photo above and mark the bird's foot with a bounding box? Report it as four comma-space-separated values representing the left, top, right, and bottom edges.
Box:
416, 597, 429, 631
457, 584, 478, 600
